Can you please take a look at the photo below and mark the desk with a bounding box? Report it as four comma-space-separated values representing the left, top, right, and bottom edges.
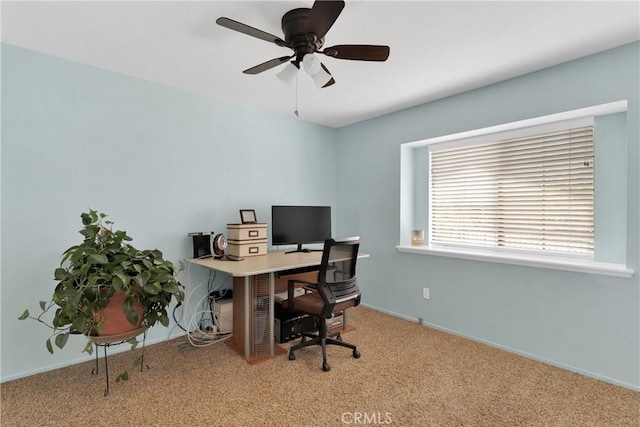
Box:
186, 250, 369, 363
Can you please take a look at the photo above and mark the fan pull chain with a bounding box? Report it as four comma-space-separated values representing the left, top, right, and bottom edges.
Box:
294, 71, 299, 117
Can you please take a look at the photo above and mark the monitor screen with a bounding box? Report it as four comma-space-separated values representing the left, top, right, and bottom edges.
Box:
271, 205, 332, 253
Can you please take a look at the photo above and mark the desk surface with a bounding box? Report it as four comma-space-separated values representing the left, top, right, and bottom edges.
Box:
186, 249, 369, 277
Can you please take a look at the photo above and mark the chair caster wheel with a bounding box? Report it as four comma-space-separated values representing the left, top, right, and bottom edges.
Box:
288, 352, 296, 361
322, 363, 331, 372
353, 350, 361, 359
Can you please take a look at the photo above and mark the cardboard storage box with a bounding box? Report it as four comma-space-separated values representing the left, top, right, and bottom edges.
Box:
227, 223, 267, 241
227, 239, 268, 257
226, 222, 268, 257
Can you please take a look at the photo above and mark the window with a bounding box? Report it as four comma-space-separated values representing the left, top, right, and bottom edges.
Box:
429, 123, 594, 257
398, 101, 633, 277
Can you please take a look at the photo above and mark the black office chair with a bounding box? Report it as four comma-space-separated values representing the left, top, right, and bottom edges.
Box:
287, 236, 361, 371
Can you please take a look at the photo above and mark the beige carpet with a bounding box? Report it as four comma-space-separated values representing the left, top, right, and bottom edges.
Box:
1, 307, 638, 426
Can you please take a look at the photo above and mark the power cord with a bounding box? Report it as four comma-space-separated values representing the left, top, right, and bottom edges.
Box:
171, 257, 233, 348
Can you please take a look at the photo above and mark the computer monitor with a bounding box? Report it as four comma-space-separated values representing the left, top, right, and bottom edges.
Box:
271, 205, 331, 254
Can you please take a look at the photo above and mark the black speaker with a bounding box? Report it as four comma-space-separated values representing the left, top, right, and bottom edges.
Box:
188, 232, 213, 258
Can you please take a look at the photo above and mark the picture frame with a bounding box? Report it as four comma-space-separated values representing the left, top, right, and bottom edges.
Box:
239, 209, 257, 224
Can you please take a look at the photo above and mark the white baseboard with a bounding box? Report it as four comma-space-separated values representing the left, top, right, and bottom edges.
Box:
360, 303, 640, 392
1, 331, 187, 383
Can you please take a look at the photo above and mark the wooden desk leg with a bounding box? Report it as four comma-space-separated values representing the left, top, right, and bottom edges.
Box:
244, 276, 250, 359
269, 272, 274, 356
229, 273, 283, 363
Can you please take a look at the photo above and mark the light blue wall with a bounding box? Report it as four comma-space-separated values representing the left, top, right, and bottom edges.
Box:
335, 42, 640, 390
0, 44, 337, 381
2, 41, 639, 391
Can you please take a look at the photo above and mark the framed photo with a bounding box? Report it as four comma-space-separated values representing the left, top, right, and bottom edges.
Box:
240, 209, 257, 224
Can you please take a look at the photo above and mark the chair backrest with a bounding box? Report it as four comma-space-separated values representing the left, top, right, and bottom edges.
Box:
318, 236, 360, 284
316, 237, 361, 316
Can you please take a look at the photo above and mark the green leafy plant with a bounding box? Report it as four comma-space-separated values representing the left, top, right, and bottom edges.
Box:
20, 209, 184, 382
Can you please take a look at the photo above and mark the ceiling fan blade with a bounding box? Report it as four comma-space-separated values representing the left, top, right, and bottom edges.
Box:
322, 45, 390, 61
320, 63, 335, 88
216, 17, 286, 47
306, 0, 345, 39
243, 56, 293, 75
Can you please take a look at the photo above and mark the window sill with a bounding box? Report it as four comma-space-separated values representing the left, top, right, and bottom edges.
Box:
396, 245, 634, 278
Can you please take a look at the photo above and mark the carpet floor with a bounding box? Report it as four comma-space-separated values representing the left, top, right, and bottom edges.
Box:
1, 306, 638, 426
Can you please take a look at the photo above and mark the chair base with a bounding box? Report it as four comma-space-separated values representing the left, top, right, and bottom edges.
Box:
288, 322, 360, 371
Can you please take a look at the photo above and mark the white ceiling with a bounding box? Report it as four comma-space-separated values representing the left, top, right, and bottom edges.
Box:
2, 1, 639, 128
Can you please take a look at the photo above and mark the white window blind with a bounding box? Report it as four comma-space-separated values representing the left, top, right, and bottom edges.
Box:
429, 124, 594, 256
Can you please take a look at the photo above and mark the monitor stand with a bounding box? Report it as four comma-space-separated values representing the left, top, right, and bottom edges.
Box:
285, 244, 310, 254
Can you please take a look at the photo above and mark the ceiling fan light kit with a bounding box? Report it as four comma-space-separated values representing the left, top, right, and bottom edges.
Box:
276, 62, 299, 88
302, 54, 332, 88
216, 0, 390, 88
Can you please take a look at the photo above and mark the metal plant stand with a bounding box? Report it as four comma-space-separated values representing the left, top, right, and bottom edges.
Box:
89, 327, 148, 396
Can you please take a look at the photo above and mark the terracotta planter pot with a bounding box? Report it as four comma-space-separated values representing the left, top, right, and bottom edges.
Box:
94, 291, 144, 336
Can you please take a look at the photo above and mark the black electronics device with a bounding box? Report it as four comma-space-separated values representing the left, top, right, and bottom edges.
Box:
274, 309, 318, 344
188, 232, 229, 259
188, 232, 214, 258
271, 205, 331, 254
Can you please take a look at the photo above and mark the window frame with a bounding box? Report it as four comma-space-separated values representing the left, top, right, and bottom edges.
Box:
397, 100, 633, 278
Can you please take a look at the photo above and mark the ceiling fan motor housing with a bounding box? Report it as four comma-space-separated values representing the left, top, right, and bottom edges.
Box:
282, 8, 324, 61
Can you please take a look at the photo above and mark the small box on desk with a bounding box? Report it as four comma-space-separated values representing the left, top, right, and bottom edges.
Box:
227, 239, 268, 257
226, 223, 267, 240
226, 223, 268, 257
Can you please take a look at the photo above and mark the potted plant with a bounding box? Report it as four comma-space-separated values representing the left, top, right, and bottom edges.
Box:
20, 209, 184, 382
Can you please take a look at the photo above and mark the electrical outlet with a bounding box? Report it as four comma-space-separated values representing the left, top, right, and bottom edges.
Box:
422, 287, 430, 300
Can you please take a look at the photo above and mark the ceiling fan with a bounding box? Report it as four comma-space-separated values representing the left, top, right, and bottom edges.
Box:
216, 0, 390, 88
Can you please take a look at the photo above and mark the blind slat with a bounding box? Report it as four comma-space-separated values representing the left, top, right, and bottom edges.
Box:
430, 125, 594, 255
